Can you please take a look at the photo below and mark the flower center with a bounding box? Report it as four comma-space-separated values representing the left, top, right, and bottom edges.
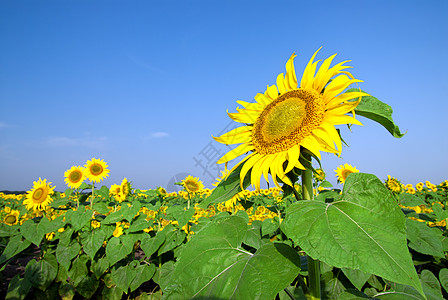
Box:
5, 215, 17, 224
32, 188, 47, 203
69, 170, 82, 183
252, 88, 324, 155
341, 170, 353, 181
185, 181, 200, 192
90, 164, 103, 176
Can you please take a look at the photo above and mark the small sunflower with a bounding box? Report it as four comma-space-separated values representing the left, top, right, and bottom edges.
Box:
181, 175, 204, 193
385, 175, 402, 193
3, 209, 20, 226
212, 167, 231, 187
314, 168, 326, 182
335, 164, 359, 184
64, 166, 86, 189
214, 48, 367, 191
416, 182, 424, 192
24, 178, 56, 211
84, 158, 110, 183
120, 178, 132, 199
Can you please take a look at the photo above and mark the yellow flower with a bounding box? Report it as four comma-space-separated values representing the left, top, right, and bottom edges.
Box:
335, 164, 359, 184
64, 166, 86, 189
416, 182, 424, 192
84, 158, 110, 183
46, 232, 55, 241
120, 178, 132, 200
113, 223, 124, 237
3, 209, 20, 226
314, 168, 326, 182
58, 227, 65, 233
385, 175, 402, 193
406, 187, 416, 194
181, 175, 204, 193
91, 220, 101, 229
24, 178, 56, 211
214, 48, 367, 190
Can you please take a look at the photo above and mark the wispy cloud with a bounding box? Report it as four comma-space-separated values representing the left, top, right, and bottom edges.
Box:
142, 132, 170, 140
44, 136, 107, 149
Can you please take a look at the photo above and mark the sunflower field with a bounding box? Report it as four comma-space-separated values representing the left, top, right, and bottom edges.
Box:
2, 49, 448, 300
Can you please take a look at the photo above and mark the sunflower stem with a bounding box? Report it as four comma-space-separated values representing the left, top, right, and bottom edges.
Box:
301, 153, 321, 300
91, 184, 95, 218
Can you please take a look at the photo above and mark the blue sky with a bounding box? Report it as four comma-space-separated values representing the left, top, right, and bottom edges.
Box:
1, 0, 447, 192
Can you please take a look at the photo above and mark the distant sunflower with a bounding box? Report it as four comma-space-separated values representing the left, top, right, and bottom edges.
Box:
24, 178, 56, 211
385, 175, 402, 193
181, 175, 204, 193
3, 209, 20, 226
64, 166, 86, 189
314, 168, 326, 182
84, 158, 110, 183
120, 178, 132, 199
214, 48, 367, 190
335, 164, 359, 184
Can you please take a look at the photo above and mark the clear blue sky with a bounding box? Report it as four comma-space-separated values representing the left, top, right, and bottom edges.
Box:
1, 0, 447, 192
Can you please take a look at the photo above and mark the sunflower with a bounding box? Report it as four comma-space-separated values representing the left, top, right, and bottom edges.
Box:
84, 158, 110, 183
120, 178, 132, 199
3, 209, 20, 226
335, 164, 359, 184
314, 168, 326, 182
385, 175, 402, 193
213, 48, 367, 190
64, 166, 86, 189
24, 178, 56, 211
181, 175, 204, 193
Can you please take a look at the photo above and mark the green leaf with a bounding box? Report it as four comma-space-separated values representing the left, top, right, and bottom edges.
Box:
20, 217, 52, 246
399, 193, 427, 207
199, 163, 251, 209
91, 257, 110, 279
59, 281, 75, 300
406, 218, 444, 258
338, 290, 372, 299
106, 236, 133, 266
0, 235, 31, 265
65, 206, 92, 231
164, 215, 301, 299
166, 205, 195, 227
76, 275, 99, 299
374, 283, 424, 299
157, 226, 186, 256
140, 232, 165, 258
24, 254, 58, 291
56, 240, 81, 270
342, 268, 371, 291
243, 222, 262, 249
121, 201, 142, 222
81, 229, 106, 260
111, 264, 134, 292
129, 263, 156, 292
94, 201, 110, 214
261, 218, 278, 236
129, 214, 154, 232
438, 269, 448, 294
0, 223, 19, 237
281, 173, 424, 297
6, 274, 32, 300
348, 88, 405, 138
68, 254, 89, 286
420, 269, 443, 300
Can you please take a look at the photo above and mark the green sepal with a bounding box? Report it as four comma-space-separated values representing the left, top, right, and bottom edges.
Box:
347, 88, 405, 138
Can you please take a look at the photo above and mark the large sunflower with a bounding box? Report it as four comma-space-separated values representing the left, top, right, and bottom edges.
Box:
64, 165, 86, 189
214, 48, 368, 190
84, 158, 110, 183
24, 178, 56, 211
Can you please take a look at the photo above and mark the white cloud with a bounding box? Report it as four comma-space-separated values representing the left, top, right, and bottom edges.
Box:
151, 132, 169, 138
45, 136, 107, 149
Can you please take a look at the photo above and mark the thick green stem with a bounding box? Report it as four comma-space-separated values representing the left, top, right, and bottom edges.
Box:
301, 153, 321, 300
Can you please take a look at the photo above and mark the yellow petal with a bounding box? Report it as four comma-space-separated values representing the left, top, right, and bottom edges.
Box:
217, 143, 254, 164
326, 91, 368, 109
254, 93, 272, 106
301, 60, 320, 90
213, 126, 252, 145
300, 135, 322, 159
326, 114, 363, 126
227, 109, 260, 124
313, 53, 337, 93
240, 153, 261, 190
260, 155, 276, 184
325, 100, 361, 115
236, 100, 263, 110
285, 53, 298, 90
285, 144, 301, 173
301, 47, 322, 89
320, 122, 342, 153
276, 73, 287, 94
311, 128, 338, 153
265, 84, 279, 100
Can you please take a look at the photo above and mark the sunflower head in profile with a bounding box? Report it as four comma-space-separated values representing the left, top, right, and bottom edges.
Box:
213, 48, 368, 191
84, 158, 110, 183
385, 175, 402, 194
24, 178, 56, 211
120, 178, 132, 199
335, 163, 359, 184
181, 175, 204, 194
3, 209, 20, 226
313, 168, 326, 182
64, 166, 86, 189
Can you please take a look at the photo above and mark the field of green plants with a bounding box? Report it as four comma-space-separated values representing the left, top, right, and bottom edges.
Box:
1, 169, 448, 300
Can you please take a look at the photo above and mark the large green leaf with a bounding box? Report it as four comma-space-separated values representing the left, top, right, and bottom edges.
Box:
164, 215, 301, 299
406, 218, 444, 258
25, 254, 58, 291
0, 235, 31, 265
199, 163, 251, 209
105, 236, 133, 266
347, 88, 405, 138
281, 173, 424, 297
20, 217, 52, 246
81, 229, 106, 260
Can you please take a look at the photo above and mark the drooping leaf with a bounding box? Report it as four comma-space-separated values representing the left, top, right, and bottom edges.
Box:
438, 268, 448, 294
56, 240, 81, 270
0, 235, 31, 265
199, 163, 251, 208
6, 274, 32, 300
24, 254, 58, 291
105, 236, 133, 266
281, 173, 424, 297
406, 218, 444, 258
342, 268, 371, 291
140, 232, 165, 258
420, 269, 443, 300
348, 88, 405, 138
81, 229, 106, 259
129, 263, 156, 292
164, 215, 301, 299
